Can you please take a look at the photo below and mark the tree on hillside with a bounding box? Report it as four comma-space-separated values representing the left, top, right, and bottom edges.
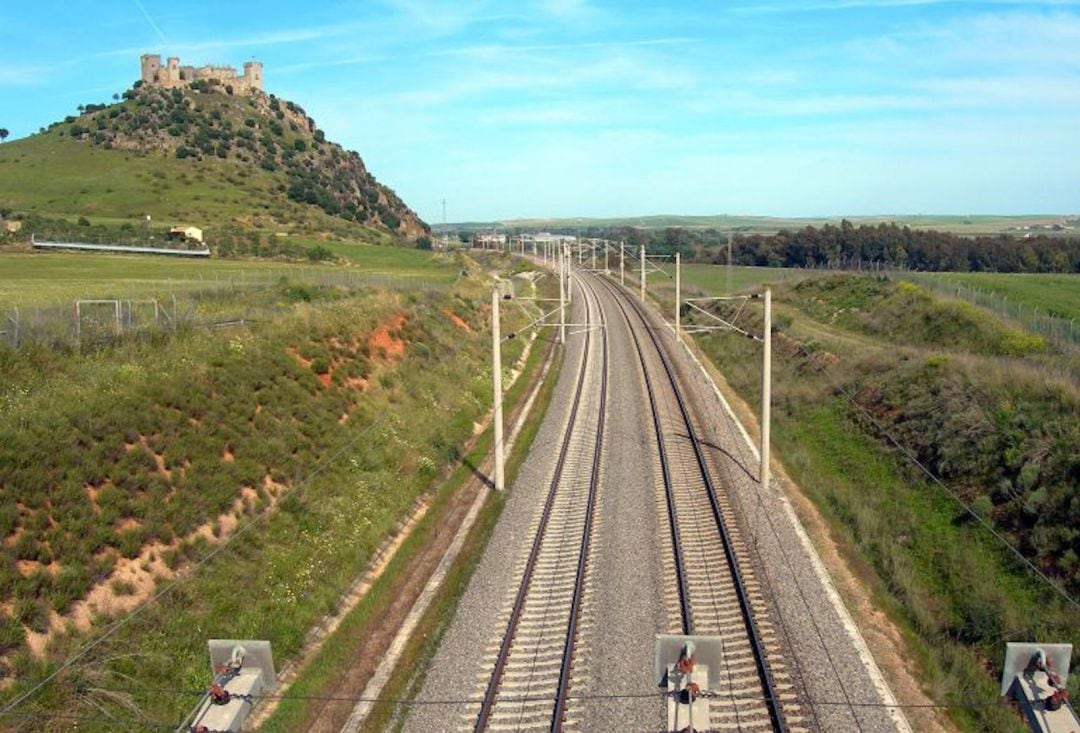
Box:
0, 129, 8, 143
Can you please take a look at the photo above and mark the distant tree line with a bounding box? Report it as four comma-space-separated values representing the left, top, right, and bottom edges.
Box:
552, 220, 1080, 273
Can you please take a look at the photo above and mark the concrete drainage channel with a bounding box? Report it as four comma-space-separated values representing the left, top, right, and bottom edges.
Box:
249, 328, 560, 731
340, 333, 560, 733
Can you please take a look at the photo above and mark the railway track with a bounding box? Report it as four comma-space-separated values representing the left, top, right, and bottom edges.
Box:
594, 273, 803, 732
469, 273, 608, 732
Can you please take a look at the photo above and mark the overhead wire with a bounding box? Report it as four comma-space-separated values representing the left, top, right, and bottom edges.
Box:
0, 260, 569, 720
35, 682, 1038, 711
687, 284, 1078, 609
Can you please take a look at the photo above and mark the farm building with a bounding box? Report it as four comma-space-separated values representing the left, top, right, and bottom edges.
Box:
169, 226, 204, 243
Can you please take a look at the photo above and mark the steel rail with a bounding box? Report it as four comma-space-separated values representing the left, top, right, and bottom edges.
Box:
593, 272, 787, 732
474, 272, 607, 732
551, 277, 608, 730
597, 278, 693, 634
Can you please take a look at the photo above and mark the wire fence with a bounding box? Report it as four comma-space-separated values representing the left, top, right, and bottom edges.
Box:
0, 269, 448, 350
883, 271, 1079, 347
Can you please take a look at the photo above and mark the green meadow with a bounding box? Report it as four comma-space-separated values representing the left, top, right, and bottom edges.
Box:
0, 247, 458, 306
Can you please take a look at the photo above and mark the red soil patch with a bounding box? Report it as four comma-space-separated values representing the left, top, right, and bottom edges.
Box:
443, 309, 472, 333
2, 526, 23, 548
138, 435, 172, 482
317, 372, 332, 388
287, 346, 314, 369
368, 314, 407, 363
15, 560, 62, 578
263, 475, 288, 505
83, 484, 103, 514
114, 517, 142, 533
25, 474, 295, 658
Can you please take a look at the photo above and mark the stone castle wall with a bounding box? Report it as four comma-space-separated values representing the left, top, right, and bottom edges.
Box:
140, 54, 263, 94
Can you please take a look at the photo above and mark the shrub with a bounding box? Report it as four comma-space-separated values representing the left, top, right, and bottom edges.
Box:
0, 615, 24, 655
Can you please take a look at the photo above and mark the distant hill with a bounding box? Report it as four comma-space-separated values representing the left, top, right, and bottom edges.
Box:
0, 82, 428, 242
443, 213, 1077, 236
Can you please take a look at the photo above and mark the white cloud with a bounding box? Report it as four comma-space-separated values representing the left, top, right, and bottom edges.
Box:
0, 65, 49, 86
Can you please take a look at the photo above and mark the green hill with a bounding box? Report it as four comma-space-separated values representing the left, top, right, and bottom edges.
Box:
0, 83, 428, 244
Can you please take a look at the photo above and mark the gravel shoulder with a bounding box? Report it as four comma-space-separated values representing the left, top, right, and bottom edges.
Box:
405, 279, 594, 732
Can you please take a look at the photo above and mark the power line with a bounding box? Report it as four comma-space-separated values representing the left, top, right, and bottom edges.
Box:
0, 708, 174, 729
50, 683, 1035, 711
690, 297, 1077, 609
0, 272, 565, 718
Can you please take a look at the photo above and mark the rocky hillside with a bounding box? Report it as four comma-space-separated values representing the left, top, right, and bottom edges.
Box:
0, 82, 427, 241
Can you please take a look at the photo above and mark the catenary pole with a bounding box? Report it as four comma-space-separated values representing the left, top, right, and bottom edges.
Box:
675, 252, 681, 343
620, 242, 625, 286
492, 288, 505, 491
640, 244, 646, 302
559, 245, 567, 345
761, 288, 771, 490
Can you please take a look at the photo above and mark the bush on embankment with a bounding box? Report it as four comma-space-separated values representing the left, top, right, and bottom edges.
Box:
0, 270, 527, 730
692, 274, 1078, 732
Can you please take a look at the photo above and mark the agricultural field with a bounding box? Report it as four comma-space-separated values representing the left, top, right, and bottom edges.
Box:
454, 213, 1075, 235
0, 247, 458, 306
664, 274, 1079, 732
676, 263, 811, 296
675, 263, 1080, 327
919, 271, 1080, 322
0, 251, 547, 731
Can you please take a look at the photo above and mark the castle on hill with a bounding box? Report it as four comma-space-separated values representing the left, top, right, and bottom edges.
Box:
140, 54, 263, 94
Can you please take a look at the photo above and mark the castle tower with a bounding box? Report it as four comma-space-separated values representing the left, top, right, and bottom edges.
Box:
165, 57, 181, 84
140, 54, 162, 84
243, 61, 263, 91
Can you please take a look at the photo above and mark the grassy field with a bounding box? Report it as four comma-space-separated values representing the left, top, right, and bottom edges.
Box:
670, 263, 1080, 325
0, 252, 538, 731
446, 213, 1077, 235
677, 263, 811, 296
919, 271, 1080, 322
0, 248, 459, 306
0, 134, 287, 224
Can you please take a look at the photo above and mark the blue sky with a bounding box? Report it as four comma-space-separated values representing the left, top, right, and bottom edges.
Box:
1, 1, 1078, 221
